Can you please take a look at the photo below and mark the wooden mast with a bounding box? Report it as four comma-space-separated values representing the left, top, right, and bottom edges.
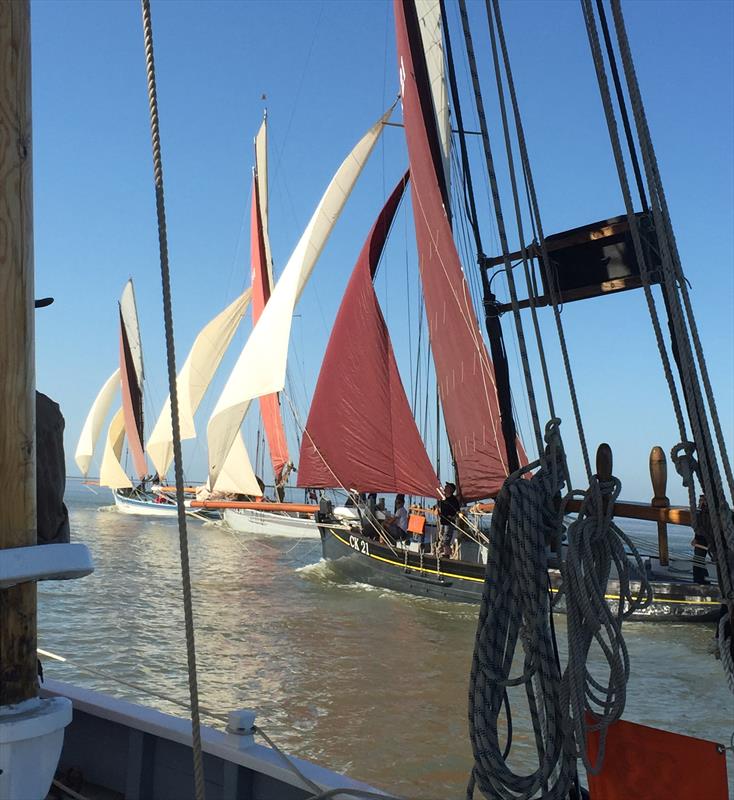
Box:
0, 0, 37, 706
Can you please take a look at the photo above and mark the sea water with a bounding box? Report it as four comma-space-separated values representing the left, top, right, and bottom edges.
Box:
38, 481, 734, 798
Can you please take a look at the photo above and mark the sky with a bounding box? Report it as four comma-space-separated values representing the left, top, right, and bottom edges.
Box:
29, 0, 733, 505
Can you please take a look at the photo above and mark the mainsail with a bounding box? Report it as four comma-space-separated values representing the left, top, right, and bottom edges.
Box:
251, 118, 291, 485
207, 109, 392, 491
395, 0, 511, 499
146, 289, 252, 479
118, 279, 147, 480
297, 173, 439, 497
75, 368, 120, 477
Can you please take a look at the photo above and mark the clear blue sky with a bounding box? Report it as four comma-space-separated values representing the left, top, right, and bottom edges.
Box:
31, 0, 733, 505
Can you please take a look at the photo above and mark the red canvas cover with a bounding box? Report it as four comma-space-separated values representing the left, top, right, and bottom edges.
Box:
119, 311, 147, 480
250, 176, 290, 483
394, 0, 515, 499
298, 173, 439, 498
586, 717, 728, 800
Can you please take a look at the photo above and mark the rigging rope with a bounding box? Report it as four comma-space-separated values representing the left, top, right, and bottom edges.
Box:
458, 0, 543, 459
139, 2, 206, 797
581, 0, 734, 686
488, 0, 594, 483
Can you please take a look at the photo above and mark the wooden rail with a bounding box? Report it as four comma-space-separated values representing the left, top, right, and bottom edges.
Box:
191, 500, 317, 514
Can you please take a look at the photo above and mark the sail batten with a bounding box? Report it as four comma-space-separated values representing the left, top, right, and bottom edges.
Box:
252, 118, 291, 485
207, 109, 392, 489
298, 172, 440, 497
395, 0, 511, 499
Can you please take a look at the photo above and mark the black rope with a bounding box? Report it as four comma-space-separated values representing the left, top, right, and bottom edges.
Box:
594, 0, 648, 212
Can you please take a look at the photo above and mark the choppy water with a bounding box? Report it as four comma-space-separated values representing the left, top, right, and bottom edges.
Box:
39, 482, 733, 798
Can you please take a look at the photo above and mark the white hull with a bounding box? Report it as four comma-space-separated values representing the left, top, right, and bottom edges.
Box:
112, 490, 179, 517
111, 490, 219, 520
223, 507, 319, 538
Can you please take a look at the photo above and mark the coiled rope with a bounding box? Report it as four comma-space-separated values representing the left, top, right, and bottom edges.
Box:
467, 421, 573, 800
559, 446, 652, 774
139, 1, 206, 797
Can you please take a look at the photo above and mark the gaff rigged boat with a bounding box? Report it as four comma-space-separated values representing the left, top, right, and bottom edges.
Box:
300, 0, 727, 626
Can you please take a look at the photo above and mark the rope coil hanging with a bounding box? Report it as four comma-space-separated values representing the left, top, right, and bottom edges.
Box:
559, 444, 652, 774
467, 422, 573, 800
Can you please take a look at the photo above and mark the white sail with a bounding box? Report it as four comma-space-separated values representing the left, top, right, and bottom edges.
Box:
146, 290, 253, 478
119, 279, 144, 384
99, 408, 133, 489
74, 369, 121, 477
207, 110, 391, 490
416, 0, 451, 193
212, 432, 260, 496
255, 114, 274, 292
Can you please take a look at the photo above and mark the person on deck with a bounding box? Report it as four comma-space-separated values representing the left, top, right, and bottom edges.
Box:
438, 482, 461, 557
384, 494, 409, 543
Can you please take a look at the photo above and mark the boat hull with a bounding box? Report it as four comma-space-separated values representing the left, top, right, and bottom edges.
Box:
319, 524, 722, 622
112, 490, 219, 520
223, 507, 319, 538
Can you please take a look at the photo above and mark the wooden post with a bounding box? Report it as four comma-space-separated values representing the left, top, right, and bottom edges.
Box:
650, 446, 670, 566
0, 0, 37, 707
596, 442, 613, 513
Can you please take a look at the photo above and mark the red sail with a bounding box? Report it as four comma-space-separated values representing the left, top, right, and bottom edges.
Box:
395, 0, 513, 500
298, 173, 439, 498
250, 175, 291, 483
119, 310, 147, 480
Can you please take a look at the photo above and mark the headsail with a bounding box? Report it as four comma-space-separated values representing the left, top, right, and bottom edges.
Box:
146, 289, 252, 479
118, 280, 147, 480
75, 369, 120, 477
252, 118, 291, 485
395, 0, 512, 499
207, 109, 392, 490
298, 173, 440, 497
99, 408, 133, 489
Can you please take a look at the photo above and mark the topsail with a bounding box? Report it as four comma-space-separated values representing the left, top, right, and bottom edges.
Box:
251, 118, 291, 485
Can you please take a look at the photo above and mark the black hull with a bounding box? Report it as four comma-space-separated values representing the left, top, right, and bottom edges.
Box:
319, 524, 722, 622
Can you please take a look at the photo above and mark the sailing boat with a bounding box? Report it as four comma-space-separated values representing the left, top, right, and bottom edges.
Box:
302, 0, 724, 622
217, 113, 320, 538
75, 279, 254, 517
203, 107, 395, 537
0, 4, 399, 797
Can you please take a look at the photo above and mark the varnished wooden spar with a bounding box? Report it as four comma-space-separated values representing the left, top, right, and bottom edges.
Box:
190, 500, 318, 514
0, 0, 37, 706
650, 446, 670, 565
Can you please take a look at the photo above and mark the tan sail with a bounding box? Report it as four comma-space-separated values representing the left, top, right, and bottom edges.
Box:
99, 408, 133, 489
146, 290, 252, 478
74, 369, 121, 477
